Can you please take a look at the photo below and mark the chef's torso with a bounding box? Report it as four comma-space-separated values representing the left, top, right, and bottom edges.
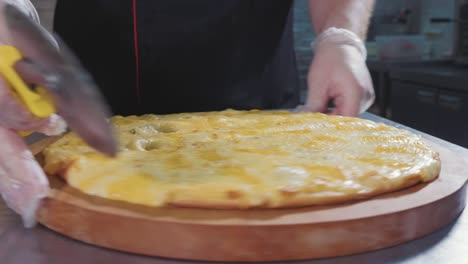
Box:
54, 0, 300, 115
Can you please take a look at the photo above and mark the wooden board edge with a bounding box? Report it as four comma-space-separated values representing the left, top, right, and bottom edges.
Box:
36, 183, 466, 262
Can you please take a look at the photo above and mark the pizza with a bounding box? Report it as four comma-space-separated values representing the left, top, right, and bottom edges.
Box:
41, 110, 441, 209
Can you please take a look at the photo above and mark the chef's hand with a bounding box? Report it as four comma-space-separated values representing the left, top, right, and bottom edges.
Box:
298, 28, 375, 117
0, 0, 67, 228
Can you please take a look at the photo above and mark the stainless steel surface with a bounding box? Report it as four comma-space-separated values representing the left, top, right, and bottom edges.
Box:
1, 113, 467, 264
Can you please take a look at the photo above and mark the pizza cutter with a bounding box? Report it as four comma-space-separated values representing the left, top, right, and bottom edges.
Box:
0, 3, 118, 157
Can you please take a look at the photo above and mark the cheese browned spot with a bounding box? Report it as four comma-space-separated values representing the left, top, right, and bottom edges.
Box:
226, 190, 243, 199
42, 109, 441, 209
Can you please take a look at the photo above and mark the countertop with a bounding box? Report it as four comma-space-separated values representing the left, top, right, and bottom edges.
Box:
1, 113, 468, 264
367, 59, 468, 92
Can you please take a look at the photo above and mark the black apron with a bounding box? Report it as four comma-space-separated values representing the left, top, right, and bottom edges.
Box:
54, 0, 300, 115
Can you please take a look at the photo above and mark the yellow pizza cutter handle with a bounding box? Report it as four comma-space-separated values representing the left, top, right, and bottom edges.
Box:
0, 45, 56, 136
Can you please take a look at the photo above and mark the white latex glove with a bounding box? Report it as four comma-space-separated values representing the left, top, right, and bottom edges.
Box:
0, 0, 67, 228
0, 0, 39, 42
298, 27, 375, 117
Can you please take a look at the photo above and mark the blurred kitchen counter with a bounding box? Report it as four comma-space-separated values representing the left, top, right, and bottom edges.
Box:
368, 59, 468, 91
367, 59, 468, 148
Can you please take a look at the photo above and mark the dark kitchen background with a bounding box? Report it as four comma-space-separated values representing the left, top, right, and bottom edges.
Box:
33, 0, 468, 148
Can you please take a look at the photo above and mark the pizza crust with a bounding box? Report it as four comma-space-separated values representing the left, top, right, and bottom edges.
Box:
167, 178, 423, 209
42, 110, 441, 209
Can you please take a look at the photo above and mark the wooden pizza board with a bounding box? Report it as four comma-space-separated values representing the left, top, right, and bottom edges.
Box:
30, 136, 468, 262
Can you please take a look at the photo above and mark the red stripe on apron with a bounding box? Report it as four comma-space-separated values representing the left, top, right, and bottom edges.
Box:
132, 0, 141, 107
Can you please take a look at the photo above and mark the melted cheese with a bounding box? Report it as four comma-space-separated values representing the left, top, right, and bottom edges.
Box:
42, 109, 441, 208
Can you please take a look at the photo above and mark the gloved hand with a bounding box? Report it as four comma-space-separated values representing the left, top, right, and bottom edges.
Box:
0, 0, 67, 228
297, 27, 375, 117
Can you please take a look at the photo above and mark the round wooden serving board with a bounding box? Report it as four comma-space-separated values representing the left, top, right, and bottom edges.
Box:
30, 136, 468, 262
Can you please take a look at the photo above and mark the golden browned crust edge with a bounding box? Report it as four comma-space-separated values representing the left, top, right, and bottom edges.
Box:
166, 175, 434, 209
44, 160, 77, 182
